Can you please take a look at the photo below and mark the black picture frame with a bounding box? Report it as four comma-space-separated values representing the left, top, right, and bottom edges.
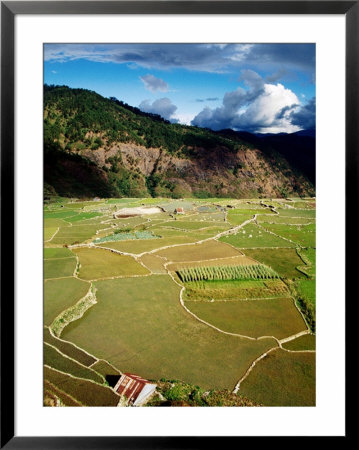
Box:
1, 1, 354, 447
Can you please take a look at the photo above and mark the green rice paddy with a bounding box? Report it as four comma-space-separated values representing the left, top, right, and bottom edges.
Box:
43, 327, 96, 367
243, 248, 306, 279
183, 279, 289, 301
44, 247, 74, 259
219, 223, 297, 248
44, 257, 77, 279
90, 360, 122, 378
44, 342, 104, 384
44, 366, 120, 406
263, 223, 316, 248
282, 334, 316, 351
239, 349, 315, 406
44, 277, 90, 325
44, 227, 58, 241
73, 247, 149, 280
295, 279, 316, 307
185, 297, 307, 339
62, 275, 277, 390
274, 208, 316, 218
155, 239, 242, 261
44, 197, 316, 406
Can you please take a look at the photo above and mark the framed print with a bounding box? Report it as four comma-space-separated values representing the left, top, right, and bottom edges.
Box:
1, 1, 355, 446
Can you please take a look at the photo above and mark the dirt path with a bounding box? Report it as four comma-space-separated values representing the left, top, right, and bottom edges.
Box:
232, 346, 279, 394
279, 329, 310, 345
232, 344, 316, 394
45, 325, 101, 362
88, 359, 123, 375
45, 227, 60, 242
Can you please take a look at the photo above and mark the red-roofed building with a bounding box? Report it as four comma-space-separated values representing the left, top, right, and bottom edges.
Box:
114, 373, 157, 406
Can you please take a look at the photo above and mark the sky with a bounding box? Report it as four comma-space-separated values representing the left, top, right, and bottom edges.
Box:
44, 43, 315, 134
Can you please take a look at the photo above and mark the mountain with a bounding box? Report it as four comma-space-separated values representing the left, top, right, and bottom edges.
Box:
220, 129, 316, 185
44, 85, 315, 199
292, 129, 316, 137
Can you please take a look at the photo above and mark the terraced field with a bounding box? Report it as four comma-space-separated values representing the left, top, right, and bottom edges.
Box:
239, 349, 315, 406
62, 275, 276, 390
184, 297, 307, 339
72, 247, 149, 280
219, 223, 297, 248
44, 277, 90, 326
44, 197, 316, 407
44, 257, 77, 279
243, 248, 306, 279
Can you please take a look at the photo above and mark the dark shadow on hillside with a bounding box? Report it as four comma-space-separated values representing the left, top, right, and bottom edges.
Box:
217, 129, 316, 186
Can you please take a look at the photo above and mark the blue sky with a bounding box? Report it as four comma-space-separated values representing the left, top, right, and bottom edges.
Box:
44, 43, 315, 133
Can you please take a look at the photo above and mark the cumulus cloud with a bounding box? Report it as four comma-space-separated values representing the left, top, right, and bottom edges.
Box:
233, 84, 300, 133
139, 97, 178, 122
140, 74, 169, 92
275, 104, 299, 121
172, 113, 195, 125
289, 97, 316, 130
191, 70, 312, 133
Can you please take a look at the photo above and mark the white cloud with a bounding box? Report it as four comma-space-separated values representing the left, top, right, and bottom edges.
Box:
192, 70, 304, 133
235, 83, 301, 133
172, 113, 195, 126
139, 97, 178, 121
139, 74, 169, 92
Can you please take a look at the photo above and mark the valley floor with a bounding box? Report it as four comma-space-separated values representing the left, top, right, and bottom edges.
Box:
44, 196, 316, 407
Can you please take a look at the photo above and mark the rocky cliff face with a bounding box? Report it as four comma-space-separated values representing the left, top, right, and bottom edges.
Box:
44, 85, 315, 199
77, 141, 314, 199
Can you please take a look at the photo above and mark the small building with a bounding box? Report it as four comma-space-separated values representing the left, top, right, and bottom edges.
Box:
114, 373, 157, 406
174, 207, 185, 214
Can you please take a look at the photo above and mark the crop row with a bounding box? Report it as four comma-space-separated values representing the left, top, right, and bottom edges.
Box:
177, 264, 279, 282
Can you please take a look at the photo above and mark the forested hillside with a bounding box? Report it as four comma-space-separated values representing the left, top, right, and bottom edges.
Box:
44, 85, 315, 199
